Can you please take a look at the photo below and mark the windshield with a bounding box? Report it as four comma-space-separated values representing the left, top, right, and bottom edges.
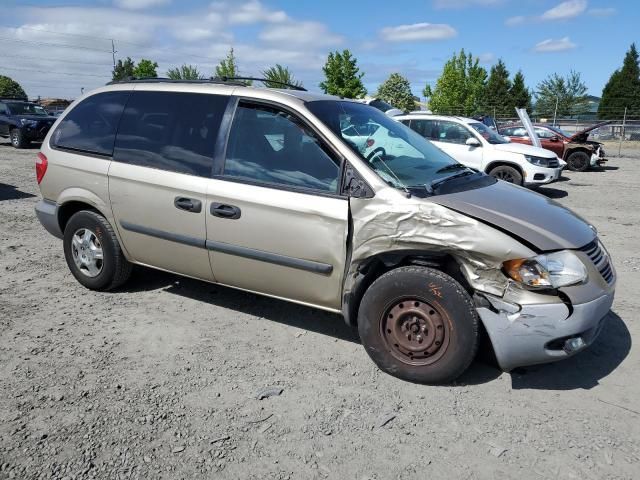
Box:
469, 122, 509, 144
307, 100, 476, 192
7, 103, 48, 116
546, 125, 571, 138
369, 99, 396, 113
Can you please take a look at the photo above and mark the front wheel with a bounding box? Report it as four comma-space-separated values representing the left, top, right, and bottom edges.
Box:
488, 165, 522, 185
63, 210, 132, 291
10, 129, 28, 149
566, 151, 590, 172
357, 266, 479, 384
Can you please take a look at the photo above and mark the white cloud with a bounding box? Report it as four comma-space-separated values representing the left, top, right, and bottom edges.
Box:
540, 0, 588, 21
478, 52, 496, 63
533, 37, 577, 53
259, 21, 343, 48
380, 23, 457, 42
505, 15, 525, 26
226, 0, 288, 24
113, 0, 171, 10
432, 0, 505, 9
588, 7, 616, 17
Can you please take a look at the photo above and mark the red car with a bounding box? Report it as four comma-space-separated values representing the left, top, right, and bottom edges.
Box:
499, 122, 609, 172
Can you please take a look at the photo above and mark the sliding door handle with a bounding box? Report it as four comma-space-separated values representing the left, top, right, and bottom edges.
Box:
174, 197, 202, 213
210, 203, 241, 219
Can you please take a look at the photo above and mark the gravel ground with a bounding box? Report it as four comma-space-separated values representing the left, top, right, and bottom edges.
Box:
1, 141, 639, 480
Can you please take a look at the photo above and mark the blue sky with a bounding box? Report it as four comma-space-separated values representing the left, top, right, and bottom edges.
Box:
0, 0, 636, 99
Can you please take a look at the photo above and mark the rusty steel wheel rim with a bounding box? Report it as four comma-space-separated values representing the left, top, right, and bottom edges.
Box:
381, 298, 451, 366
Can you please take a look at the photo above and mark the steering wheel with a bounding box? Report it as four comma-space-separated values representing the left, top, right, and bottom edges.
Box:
367, 147, 386, 163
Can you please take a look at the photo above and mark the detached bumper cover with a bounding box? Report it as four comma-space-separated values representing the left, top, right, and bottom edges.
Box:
35, 199, 63, 239
477, 291, 614, 371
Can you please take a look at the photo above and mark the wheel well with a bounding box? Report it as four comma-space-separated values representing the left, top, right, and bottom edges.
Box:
57, 201, 100, 233
343, 251, 472, 327
564, 147, 590, 160
485, 161, 523, 177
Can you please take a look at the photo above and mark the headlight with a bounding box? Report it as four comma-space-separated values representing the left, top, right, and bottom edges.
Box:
20, 119, 38, 127
503, 251, 587, 289
524, 155, 551, 167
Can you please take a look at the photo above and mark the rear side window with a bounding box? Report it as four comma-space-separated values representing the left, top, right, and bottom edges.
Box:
410, 119, 438, 140
114, 91, 229, 177
51, 91, 129, 156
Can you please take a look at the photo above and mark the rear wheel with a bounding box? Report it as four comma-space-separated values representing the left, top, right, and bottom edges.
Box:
358, 266, 479, 384
63, 210, 132, 291
566, 151, 590, 172
10, 129, 28, 149
488, 164, 522, 185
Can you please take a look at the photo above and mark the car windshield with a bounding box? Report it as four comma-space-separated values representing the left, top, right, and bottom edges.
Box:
546, 125, 571, 137
469, 122, 509, 144
368, 99, 396, 113
7, 103, 48, 116
307, 100, 476, 192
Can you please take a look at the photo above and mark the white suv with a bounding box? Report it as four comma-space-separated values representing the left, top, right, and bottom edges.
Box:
397, 114, 563, 187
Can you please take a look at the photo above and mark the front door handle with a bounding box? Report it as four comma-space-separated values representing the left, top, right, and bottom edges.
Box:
210, 203, 241, 219
174, 197, 202, 213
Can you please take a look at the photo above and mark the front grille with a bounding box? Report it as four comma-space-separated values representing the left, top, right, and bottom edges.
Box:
579, 240, 614, 284
548, 158, 559, 168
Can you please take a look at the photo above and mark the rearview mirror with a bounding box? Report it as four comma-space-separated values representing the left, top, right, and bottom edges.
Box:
466, 137, 481, 147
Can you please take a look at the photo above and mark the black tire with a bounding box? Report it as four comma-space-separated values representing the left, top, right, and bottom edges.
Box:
488, 164, 522, 185
10, 129, 28, 149
566, 151, 590, 172
358, 266, 479, 384
63, 210, 132, 291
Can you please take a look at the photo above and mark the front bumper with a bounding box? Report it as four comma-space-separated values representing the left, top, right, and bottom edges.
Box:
523, 165, 562, 186
477, 290, 614, 371
35, 199, 63, 239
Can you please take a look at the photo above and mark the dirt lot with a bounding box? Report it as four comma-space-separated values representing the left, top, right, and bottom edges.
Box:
1, 142, 639, 480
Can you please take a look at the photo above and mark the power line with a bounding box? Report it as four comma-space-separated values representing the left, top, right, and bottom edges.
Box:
0, 24, 116, 42
0, 36, 112, 52
1, 66, 108, 78
0, 53, 113, 67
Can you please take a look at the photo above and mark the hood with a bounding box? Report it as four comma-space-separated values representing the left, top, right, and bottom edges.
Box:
492, 142, 556, 158
570, 121, 611, 142
16, 114, 57, 122
431, 180, 595, 251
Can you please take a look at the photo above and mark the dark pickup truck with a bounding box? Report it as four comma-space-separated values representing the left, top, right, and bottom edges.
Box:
0, 99, 58, 148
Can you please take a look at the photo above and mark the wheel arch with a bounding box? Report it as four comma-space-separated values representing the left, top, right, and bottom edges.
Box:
342, 250, 472, 327
484, 160, 524, 178
563, 146, 591, 160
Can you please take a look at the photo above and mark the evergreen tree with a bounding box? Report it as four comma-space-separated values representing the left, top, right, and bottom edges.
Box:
509, 70, 532, 112
112, 57, 135, 81
376, 73, 415, 112
424, 49, 487, 116
262, 64, 302, 89
215, 48, 239, 78
319, 50, 367, 99
133, 59, 158, 78
535, 71, 588, 117
598, 43, 640, 119
167, 64, 205, 80
0, 75, 27, 99
482, 60, 511, 116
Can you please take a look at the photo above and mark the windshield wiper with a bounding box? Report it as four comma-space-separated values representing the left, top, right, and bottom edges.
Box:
430, 169, 476, 190
436, 163, 467, 174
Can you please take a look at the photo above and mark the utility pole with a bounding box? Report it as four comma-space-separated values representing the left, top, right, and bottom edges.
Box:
618, 106, 627, 157
552, 96, 559, 126
111, 39, 117, 69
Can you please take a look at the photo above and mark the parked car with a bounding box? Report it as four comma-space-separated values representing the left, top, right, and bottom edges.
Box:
397, 114, 563, 187
499, 122, 609, 172
0, 99, 58, 148
35, 80, 615, 383
361, 98, 404, 117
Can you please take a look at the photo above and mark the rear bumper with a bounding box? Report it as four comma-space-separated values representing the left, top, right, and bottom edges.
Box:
35, 199, 63, 239
477, 291, 614, 371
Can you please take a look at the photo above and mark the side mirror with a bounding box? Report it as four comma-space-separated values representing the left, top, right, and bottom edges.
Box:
550, 135, 559, 142
466, 137, 481, 147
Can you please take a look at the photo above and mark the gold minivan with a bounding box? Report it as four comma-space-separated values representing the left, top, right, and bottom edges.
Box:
35, 79, 615, 383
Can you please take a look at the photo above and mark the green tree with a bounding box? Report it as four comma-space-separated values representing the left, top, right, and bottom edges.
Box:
319, 50, 367, 99
535, 71, 588, 117
598, 43, 640, 119
167, 64, 205, 80
376, 73, 415, 112
133, 59, 158, 78
112, 57, 135, 81
0, 75, 27, 99
482, 60, 511, 116
509, 70, 532, 112
261, 64, 302, 89
424, 49, 487, 115
215, 48, 239, 78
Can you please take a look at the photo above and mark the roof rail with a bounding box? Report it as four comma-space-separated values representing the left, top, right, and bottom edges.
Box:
106, 76, 248, 86
218, 76, 307, 91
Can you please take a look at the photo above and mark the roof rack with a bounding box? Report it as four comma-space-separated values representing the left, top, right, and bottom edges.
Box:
106, 76, 307, 91
218, 76, 307, 91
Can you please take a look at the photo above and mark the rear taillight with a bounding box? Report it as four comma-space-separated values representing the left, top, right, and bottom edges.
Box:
36, 152, 48, 184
